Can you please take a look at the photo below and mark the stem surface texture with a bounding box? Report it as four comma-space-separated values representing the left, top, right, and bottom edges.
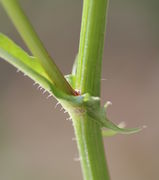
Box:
73, 0, 110, 179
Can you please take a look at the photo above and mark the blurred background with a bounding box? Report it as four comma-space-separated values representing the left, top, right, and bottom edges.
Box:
0, 0, 159, 179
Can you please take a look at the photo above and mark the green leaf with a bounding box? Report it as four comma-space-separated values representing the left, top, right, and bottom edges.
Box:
0, 34, 143, 135
64, 54, 78, 89
83, 95, 143, 135
0, 33, 70, 101
0, 33, 86, 106
72, 54, 78, 76
65, 74, 76, 89
102, 122, 126, 137
101, 116, 142, 135
102, 129, 119, 137
0, 33, 51, 81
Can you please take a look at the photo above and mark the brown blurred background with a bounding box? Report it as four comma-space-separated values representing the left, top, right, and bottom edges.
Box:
0, 0, 159, 179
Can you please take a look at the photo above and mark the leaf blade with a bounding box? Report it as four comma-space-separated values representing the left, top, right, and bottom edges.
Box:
0, 33, 51, 83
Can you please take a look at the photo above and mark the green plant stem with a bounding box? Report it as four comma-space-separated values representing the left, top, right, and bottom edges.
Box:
72, 0, 110, 179
0, 0, 75, 95
72, 114, 110, 180
76, 0, 108, 96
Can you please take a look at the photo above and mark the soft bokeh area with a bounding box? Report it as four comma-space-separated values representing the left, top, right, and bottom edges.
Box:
0, 0, 159, 179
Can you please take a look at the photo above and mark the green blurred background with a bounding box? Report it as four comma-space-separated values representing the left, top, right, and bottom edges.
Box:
0, 0, 159, 179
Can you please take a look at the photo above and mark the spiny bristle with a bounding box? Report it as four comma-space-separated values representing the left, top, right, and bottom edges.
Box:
33, 82, 38, 86
106, 101, 112, 106
104, 101, 112, 109
60, 107, 64, 111
118, 121, 126, 128
37, 85, 41, 90
47, 94, 52, 99
74, 157, 81, 162
55, 102, 60, 108
143, 125, 147, 129
101, 78, 107, 81
66, 117, 72, 121
42, 89, 47, 94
